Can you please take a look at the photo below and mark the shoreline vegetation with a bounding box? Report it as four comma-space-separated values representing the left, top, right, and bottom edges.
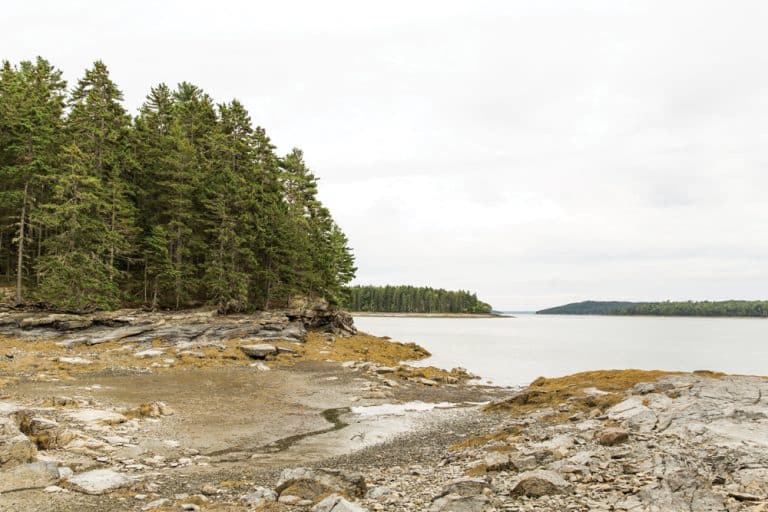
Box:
0, 58, 355, 313
347, 285, 494, 314
537, 299, 768, 317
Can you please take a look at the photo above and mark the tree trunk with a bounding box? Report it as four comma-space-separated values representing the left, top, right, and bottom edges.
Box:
15, 180, 29, 303
109, 191, 116, 278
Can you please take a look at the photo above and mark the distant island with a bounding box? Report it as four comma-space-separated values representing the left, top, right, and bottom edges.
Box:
537, 300, 768, 317
347, 285, 493, 314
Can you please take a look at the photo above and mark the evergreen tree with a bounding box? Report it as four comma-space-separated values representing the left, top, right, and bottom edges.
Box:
347, 285, 492, 314
0, 57, 356, 312
62, 61, 136, 283
35, 145, 120, 310
0, 58, 66, 302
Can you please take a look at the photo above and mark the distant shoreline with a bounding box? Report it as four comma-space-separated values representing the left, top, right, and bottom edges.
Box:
537, 299, 768, 318
351, 312, 509, 318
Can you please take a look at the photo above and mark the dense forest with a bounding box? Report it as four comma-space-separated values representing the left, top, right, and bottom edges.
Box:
0, 58, 356, 312
538, 300, 768, 317
347, 285, 493, 314
537, 301, 636, 315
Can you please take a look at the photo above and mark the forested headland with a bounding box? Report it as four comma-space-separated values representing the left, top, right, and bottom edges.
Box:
536, 301, 636, 315
538, 300, 768, 317
347, 285, 493, 314
0, 58, 356, 312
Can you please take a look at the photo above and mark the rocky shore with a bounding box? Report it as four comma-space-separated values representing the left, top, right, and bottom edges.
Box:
0, 308, 766, 512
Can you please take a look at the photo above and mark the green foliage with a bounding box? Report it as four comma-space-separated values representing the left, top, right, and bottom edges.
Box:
35, 251, 120, 311
0, 57, 66, 301
538, 300, 768, 317
347, 285, 492, 314
537, 301, 636, 315
0, 58, 356, 311
612, 300, 768, 317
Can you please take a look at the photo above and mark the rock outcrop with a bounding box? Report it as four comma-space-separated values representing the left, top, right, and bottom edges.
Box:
0, 302, 356, 346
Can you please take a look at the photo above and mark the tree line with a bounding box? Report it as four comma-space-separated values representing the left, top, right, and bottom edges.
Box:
347, 285, 493, 314
610, 300, 768, 317
0, 57, 356, 312
537, 301, 635, 315
538, 300, 768, 317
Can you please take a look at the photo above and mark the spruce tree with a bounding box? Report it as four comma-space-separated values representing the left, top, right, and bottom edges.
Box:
35, 145, 120, 310
64, 60, 136, 281
1, 57, 357, 311
0, 58, 66, 302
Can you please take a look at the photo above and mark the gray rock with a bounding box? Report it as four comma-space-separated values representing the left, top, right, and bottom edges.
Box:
429, 495, 493, 512
437, 477, 491, 498
597, 427, 629, 446
0, 461, 59, 492
56, 356, 93, 365
607, 397, 657, 432
633, 382, 656, 394
241, 486, 278, 507
482, 451, 513, 472
509, 470, 572, 497
510, 454, 539, 471
240, 344, 278, 359
16, 413, 78, 449
276, 467, 366, 499
366, 486, 393, 500
67, 468, 137, 495
142, 498, 169, 510
0, 417, 37, 468
312, 494, 367, 512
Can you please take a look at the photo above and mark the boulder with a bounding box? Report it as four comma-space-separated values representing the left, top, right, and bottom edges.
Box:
0, 461, 60, 492
0, 416, 37, 468
607, 397, 657, 432
313, 494, 368, 512
276, 467, 366, 500
429, 495, 494, 512
438, 477, 491, 497
597, 427, 629, 446
67, 468, 137, 495
240, 344, 278, 359
67, 408, 127, 426
16, 413, 78, 449
242, 486, 278, 507
633, 382, 656, 394
509, 470, 572, 497
483, 452, 514, 472
132, 401, 174, 418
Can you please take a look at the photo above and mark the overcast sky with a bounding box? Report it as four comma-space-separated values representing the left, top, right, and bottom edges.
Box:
4, 1, 768, 309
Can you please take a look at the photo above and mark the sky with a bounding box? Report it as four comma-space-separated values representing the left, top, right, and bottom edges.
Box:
4, 1, 768, 310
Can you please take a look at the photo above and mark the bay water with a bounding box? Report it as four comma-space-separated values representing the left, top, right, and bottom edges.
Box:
354, 314, 768, 387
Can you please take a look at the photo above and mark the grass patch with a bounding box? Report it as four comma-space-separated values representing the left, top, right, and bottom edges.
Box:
298, 331, 430, 366
449, 429, 517, 451
486, 369, 679, 420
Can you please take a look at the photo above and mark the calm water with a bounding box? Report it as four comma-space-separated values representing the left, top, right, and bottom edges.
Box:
353, 314, 768, 387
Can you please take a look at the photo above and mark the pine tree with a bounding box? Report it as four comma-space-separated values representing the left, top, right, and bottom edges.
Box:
64, 61, 136, 283
1, 57, 357, 311
133, 84, 195, 307
35, 145, 120, 310
0, 58, 66, 302
200, 100, 255, 312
